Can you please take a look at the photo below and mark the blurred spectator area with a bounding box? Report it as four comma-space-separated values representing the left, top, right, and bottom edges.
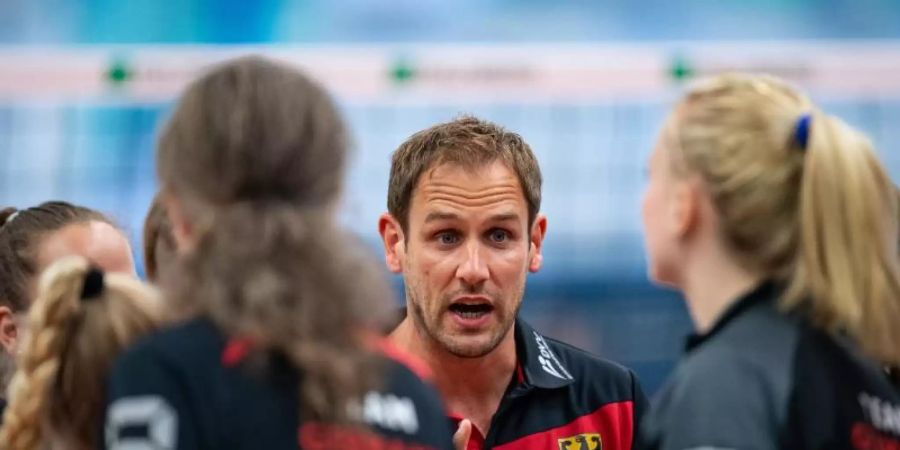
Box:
3, 40, 900, 394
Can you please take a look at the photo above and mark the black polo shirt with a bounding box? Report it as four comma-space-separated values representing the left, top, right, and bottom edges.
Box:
448, 318, 647, 450
640, 281, 900, 449
102, 317, 454, 450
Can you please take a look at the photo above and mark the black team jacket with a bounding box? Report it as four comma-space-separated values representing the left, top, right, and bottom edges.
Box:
102, 317, 454, 450
640, 281, 900, 450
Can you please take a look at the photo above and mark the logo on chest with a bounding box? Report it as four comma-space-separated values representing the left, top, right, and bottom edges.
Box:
557, 433, 602, 450
533, 331, 573, 381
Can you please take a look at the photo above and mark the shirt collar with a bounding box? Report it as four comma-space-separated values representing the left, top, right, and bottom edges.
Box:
684, 280, 779, 352
515, 319, 576, 389
390, 309, 576, 389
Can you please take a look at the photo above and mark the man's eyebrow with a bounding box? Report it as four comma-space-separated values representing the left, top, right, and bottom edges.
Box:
424, 211, 459, 223
489, 212, 520, 222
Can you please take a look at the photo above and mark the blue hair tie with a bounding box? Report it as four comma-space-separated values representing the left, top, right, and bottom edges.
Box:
794, 114, 812, 151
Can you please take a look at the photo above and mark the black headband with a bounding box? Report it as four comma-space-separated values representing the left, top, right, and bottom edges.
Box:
80, 267, 105, 300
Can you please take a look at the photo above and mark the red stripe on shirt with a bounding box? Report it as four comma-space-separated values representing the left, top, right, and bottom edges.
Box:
372, 337, 434, 382
491, 401, 634, 450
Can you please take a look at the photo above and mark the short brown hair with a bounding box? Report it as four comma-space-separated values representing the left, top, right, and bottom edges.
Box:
387, 115, 542, 230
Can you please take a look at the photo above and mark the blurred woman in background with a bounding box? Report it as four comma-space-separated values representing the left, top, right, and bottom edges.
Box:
0, 255, 163, 450
640, 73, 900, 449
0, 202, 135, 408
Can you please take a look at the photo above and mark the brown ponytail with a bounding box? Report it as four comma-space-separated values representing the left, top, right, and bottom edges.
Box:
157, 56, 393, 422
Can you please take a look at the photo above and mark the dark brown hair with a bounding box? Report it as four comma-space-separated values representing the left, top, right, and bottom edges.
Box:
387, 115, 543, 231
0, 202, 110, 311
157, 56, 392, 421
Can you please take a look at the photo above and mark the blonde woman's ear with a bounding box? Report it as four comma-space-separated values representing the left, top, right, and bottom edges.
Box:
669, 181, 701, 239
0, 305, 18, 355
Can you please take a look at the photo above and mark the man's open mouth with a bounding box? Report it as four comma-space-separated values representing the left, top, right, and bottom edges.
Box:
449, 302, 493, 319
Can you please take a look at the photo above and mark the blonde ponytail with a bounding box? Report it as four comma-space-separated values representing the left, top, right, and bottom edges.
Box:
0, 256, 87, 450
671, 73, 900, 366
785, 113, 900, 365
0, 256, 163, 450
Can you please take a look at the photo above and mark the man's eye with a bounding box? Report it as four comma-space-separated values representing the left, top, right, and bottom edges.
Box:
489, 229, 509, 243
437, 232, 459, 245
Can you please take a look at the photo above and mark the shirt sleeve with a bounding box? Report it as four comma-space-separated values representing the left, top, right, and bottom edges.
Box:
408, 385, 455, 450
372, 361, 455, 450
630, 369, 650, 450
102, 346, 202, 450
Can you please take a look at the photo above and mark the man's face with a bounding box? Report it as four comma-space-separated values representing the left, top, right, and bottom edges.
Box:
394, 160, 546, 358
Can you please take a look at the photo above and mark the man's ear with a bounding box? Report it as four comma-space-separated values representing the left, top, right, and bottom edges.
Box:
378, 213, 406, 274
0, 306, 19, 355
528, 214, 548, 273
